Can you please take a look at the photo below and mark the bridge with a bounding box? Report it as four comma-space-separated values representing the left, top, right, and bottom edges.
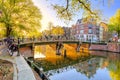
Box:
17, 38, 82, 55
2, 37, 106, 56
17, 37, 106, 47
15, 37, 106, 56
19, 40, 81, 47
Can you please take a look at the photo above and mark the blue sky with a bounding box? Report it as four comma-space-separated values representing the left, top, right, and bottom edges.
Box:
32, 0, 120, 31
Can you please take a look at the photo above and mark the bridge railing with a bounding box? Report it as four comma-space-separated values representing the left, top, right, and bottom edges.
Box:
3, 36, 107, 46
16, 36, 80, 44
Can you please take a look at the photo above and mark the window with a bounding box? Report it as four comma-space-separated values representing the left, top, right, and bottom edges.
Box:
88, 24, 93, 28
96, 29, 99, 34
80, 30, 84, 34
88, 29, 92, 34
76, 19, 82, 25
80, 25, 84, 29
80, 35, 84, 38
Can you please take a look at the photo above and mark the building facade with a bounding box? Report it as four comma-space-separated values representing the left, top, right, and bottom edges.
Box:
73, 18, 99, 42
99, 22, 112, 42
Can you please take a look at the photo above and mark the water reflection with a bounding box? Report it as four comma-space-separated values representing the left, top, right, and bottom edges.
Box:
34, 52, 46, 58
33, 45, 120, 80
45, 57, 111, 80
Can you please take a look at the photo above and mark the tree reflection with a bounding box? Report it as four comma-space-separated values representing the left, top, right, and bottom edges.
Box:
31, 44, 120, 79
108, 53, 120, 80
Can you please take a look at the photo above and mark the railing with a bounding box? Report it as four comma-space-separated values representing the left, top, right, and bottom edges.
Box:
25, 58, 50, 80
2, 36, 107, 46
16, 36, 80, 44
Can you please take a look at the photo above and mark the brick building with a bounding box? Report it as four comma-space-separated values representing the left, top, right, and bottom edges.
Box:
99, 22, 112, 41
72, 17, 99, 42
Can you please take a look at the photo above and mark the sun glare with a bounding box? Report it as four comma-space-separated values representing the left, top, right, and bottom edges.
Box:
34, 52, 46, 58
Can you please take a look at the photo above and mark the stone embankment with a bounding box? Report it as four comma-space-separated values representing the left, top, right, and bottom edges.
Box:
89, 43, 120, 53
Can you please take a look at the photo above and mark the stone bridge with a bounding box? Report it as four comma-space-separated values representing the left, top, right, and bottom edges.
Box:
1, 37, 106, 57
18, 40, 82, 56
17, 38, 106, 57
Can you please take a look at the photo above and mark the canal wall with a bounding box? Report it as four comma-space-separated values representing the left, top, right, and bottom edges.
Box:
107, 43, 120, 53
89, 44, 107, 51
89, 43, 120, 53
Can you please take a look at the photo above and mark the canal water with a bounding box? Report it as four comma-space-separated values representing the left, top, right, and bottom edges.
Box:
32, 44, 120, 80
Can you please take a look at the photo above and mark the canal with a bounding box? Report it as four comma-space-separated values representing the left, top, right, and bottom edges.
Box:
29, 44, 120, 80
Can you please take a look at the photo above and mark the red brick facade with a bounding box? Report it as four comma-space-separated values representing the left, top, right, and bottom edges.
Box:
71, 18, 99, 42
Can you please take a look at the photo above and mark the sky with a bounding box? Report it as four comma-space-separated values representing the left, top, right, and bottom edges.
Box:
32, 0, 120, 31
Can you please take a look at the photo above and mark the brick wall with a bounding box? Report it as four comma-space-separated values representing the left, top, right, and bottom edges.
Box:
19, 47, 33, 57
89, 44, 107, 51
90, 43, 120, 53
107, 43, 120, 53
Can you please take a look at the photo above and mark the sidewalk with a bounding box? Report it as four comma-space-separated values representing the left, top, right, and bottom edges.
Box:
15, 56, 36, 80
0, 45, 41, 80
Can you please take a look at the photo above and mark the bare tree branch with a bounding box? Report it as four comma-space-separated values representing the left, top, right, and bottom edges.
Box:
59, 0, 71, 20
60, 0, 95, 15
78, 0, 95, 15
60, 0, 69, 14
66, 10, 70, 20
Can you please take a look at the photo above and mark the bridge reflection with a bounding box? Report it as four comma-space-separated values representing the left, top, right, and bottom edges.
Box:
43, 51, 120, 80
26, 43, 120, 80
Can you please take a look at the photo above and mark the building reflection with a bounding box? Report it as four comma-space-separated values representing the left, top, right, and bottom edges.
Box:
74, 58, 100, 78
45, 52, 120, 79
33, 45, 120, 79
46, 57, 105, 79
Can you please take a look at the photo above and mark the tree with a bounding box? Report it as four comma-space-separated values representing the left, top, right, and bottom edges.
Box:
108, 55, 120, 80
48, 0, 114, 21
0, 0, 42, 37
52, 26, 64, 36
108, 9, 120, 38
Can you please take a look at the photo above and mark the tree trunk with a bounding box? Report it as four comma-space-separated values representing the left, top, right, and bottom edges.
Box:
6, 26, 12, 37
